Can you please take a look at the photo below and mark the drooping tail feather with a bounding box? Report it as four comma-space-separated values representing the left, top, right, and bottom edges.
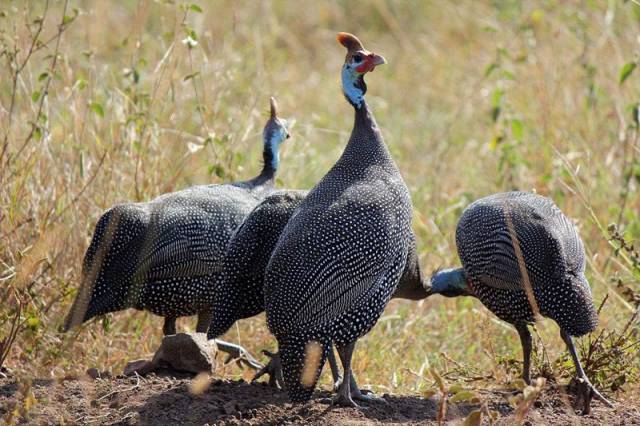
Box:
63, 208, 123, 331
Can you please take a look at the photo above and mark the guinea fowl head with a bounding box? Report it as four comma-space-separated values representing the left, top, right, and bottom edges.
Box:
428, 268, 473, 298
261, 96, 290, 173
337, 32, 386, 109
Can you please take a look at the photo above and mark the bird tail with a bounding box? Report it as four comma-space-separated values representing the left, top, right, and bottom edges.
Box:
279, 333, 330, 403
551, 275, 598, 337
63, 208, 122, 331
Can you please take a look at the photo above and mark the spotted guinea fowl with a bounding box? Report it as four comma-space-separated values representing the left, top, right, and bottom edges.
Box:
263, 33, 415, 406
428, 191, 612, 414
63, 97, 290, 364
206, 188, 426, 389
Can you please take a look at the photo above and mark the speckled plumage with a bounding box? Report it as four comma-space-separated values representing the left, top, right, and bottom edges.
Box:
429, 191, 611, 412
208, 189, 425, 341
264, 33, 414, 404
64, 99, 290, 334
456, 191, 597, 336
207, 189, 308, 339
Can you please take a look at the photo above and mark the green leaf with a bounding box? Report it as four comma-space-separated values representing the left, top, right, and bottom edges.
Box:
38, 72, 49, 82
76, 78, 87, 91
189, 4, 203, 13
484, 62, 498, 77
26, 316, 40, 331
450, 390, 478, 403
31, 90, 41, 102
620, 62, 636, 85
511, 118, 524, 141
89, 102, 104, 118
183, 71, 200, 81
209, 164, 226, 179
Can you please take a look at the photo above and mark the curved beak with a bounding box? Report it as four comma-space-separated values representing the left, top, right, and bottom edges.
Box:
367, 53, 387, 72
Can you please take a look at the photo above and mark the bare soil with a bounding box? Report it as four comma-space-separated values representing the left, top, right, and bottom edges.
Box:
1, 369, 638, 425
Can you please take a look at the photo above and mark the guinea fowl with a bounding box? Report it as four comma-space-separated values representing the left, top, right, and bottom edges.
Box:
206, 189, 426, 389
63, 97, 290, 366
428, 191, 613, 414
263, 33, 415, 406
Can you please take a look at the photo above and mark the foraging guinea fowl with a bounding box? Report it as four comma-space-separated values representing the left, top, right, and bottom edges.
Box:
206, 189, 426, 388
263, 33, 415, 406
429, 191, 613, 414
63, 97, 290, 364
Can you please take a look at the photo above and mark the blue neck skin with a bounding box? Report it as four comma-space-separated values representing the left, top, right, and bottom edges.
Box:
262, 134, 283, 175
342, 64, 366, 109
429, 268, 472, 297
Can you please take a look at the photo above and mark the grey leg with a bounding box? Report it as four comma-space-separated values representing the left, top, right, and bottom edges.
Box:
560, 329, 613, 414
163, 317, 176, 335
328, 348, 343, 390
213, 339, 263, 370
515, 323, 532, 384
332, 341, 358, 408
195, 310, 212, 333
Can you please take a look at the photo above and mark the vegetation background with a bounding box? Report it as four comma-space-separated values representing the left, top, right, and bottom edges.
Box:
1, 0, 639, 408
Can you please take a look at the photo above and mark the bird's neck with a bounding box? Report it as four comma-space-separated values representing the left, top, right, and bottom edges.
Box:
254, 138, 279, 185
430, 268, 472, 297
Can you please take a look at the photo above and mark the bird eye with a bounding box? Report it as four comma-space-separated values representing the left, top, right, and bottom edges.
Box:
286, 133, 290, 139
352, 54, 363, 63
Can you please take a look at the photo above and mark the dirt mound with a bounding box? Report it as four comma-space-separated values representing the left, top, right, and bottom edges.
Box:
0, 371, 636, 425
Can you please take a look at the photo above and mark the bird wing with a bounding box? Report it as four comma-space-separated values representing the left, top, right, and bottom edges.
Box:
132, 187, 256, 284
458, 195, 562, 292
266, 181, 409, 334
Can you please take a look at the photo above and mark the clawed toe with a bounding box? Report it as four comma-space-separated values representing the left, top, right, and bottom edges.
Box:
575, 378, 613, 415
354, 391, 387, 404
332, 394, 360, 408
251, 350, 284, 388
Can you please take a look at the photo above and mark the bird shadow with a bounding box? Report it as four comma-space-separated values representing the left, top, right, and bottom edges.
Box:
130, 376, 481, 425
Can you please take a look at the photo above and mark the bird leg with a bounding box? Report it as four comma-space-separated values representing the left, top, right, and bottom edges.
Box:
327, 347, 343, 391
195, 310, 212, 333
254, 347, 342, 390
213, 339, 263, 370
162, 317, 176, 335
515, 323, 532, 385
252, 350, 284, 388
560, 329, 613, 414
333, 341, 358, 408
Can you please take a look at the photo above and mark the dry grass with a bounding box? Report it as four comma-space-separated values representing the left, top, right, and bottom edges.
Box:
1, 0, 639, 403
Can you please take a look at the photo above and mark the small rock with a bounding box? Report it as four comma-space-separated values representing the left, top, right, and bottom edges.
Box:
124, 359, 157, 376
152, 332, 217, 374
122, 333, 217, 376
223, 401, 238, 415
86, 368, 100, 379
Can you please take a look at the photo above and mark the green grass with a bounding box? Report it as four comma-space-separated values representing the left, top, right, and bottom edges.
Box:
1, 0, 639, 398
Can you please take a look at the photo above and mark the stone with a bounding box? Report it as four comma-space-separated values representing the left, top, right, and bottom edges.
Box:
123, 333, 217, 376
124, 359, 157, 376
152, 333, 217, 374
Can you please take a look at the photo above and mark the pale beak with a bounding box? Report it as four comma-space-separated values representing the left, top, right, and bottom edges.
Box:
367, 53, 387, 72
371, 53, 387, 66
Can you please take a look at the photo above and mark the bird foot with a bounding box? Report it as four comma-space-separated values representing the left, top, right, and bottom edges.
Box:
214, 340, 263, 371
251, 350, 284, 388
332, 392, 360, 408
352, 388, 387, 404
574, 377, 613, 415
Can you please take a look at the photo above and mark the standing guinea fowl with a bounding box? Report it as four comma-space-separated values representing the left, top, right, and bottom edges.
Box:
428, 191, 613, 414
263, 32, 415, 406
206, 189, 426, 388
64, 98, 290, 364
